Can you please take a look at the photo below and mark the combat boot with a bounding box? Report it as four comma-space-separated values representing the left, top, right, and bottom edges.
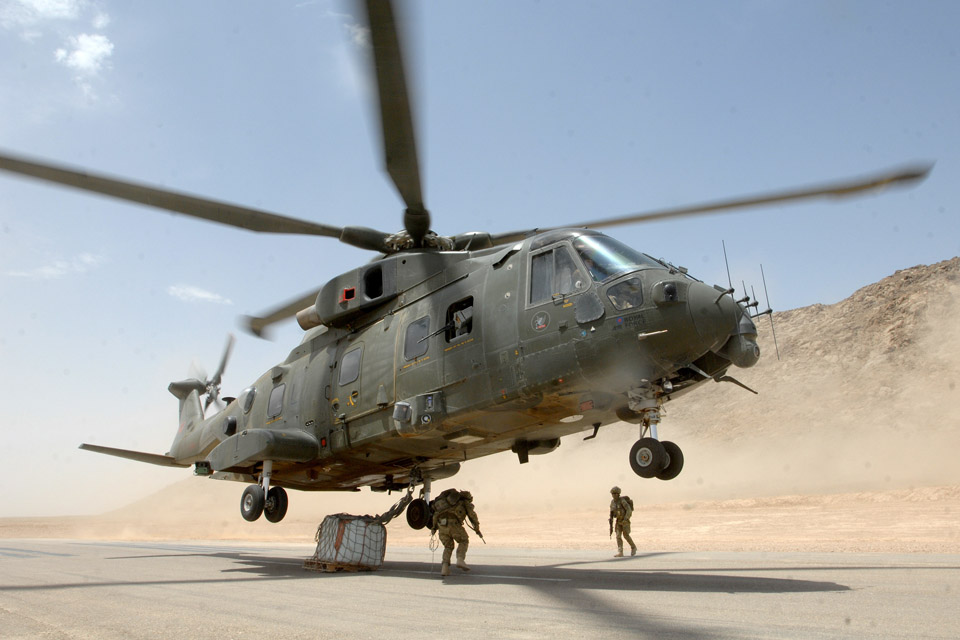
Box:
614, 549, 624, 557
630, 547, 637, 556
455, 542, 471, 571
440, 561, 450, 576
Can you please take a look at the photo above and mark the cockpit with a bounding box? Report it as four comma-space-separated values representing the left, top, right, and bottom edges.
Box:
527, 230, 668, 307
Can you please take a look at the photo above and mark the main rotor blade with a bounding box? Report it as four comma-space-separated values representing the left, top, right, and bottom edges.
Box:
488, 163, 933, 246
360, 0, 430, 244
0, 150, 388, 251
242, 288, 322, 339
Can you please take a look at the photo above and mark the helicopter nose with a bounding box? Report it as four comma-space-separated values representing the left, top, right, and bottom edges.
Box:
686, 281, 738, 351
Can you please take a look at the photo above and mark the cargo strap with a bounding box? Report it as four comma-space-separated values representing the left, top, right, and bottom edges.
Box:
375, 491, 414, 525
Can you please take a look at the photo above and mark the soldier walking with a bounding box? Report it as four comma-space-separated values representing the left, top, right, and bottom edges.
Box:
430, 488, 482, 576
608, 486, 637, 557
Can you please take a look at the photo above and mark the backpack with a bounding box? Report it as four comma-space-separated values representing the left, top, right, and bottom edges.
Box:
622, 496, 634, 510
429, 488, 461, 515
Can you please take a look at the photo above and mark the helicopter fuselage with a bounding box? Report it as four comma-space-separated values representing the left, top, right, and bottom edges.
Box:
168, 228, 757, 495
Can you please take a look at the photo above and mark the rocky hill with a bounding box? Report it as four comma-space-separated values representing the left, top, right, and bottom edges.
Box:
671, 257, 960, 440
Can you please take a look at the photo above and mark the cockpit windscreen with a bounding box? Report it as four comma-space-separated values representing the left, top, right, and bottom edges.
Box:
572, 235, 662, 282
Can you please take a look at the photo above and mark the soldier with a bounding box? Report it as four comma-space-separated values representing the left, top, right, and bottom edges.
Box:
608, 486, 637, 557
430, 488, 482, 576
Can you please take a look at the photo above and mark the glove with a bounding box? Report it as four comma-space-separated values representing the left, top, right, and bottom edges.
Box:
475, 529, 483, 538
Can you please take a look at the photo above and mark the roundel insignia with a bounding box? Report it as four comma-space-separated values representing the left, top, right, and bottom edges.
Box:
532, 311, 550, 331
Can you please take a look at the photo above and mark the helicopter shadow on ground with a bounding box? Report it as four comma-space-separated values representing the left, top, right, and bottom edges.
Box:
206, 550, 850, 640
382, 553, 851, 640
380, 553, 851, 595
96, 547, 851, 595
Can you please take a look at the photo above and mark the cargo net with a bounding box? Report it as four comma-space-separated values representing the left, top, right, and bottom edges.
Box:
304, 514, 387, 572
303, 493, 411, 573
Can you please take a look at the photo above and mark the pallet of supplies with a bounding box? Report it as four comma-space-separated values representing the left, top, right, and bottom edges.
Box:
304, 513, 387, 572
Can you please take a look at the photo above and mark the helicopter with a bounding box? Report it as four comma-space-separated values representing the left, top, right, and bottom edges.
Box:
0, 1, 930, 528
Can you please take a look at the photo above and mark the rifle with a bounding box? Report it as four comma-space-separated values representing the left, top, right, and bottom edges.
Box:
466, 522, 486, 544
608, 515, 613, 538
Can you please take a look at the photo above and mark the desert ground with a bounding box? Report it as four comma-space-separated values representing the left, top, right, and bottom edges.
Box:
3, 259, 958, 555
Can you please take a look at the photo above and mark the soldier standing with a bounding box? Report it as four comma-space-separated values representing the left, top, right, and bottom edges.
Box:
609, 486, 637, 557
431, 488, 482, 576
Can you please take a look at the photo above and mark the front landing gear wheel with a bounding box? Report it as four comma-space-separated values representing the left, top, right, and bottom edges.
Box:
264, 486, 289, 523
406, 498, 431, 530
656, 441, 684, 481
240, 485, 265, 521
629, 438, 667, 478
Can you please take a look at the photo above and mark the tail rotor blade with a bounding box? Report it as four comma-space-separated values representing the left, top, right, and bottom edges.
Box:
211, 334, 235, 388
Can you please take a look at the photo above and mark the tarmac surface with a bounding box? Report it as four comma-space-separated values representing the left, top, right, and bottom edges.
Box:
1, 540, 958, 639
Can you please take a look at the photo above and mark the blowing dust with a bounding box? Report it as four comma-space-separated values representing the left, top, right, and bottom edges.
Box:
4, 260, 959, 551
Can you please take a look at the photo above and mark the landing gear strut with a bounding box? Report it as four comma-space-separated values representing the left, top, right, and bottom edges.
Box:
240, 459, 288, 523
626, 404, 684, 481
405, 474, 433, 530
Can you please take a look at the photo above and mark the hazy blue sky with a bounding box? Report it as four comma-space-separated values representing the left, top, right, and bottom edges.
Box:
1, 0, 957, 516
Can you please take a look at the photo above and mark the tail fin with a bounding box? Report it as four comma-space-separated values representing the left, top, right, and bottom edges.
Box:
168, 378, 206, 459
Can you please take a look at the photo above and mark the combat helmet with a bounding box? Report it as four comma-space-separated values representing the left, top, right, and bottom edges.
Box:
610, 486, 621, 495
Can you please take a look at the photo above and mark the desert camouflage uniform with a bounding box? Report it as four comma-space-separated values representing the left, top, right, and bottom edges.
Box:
431, 490, 481, 576
610, 488, 637, 557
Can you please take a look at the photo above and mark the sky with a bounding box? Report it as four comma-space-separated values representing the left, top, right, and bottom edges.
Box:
1, 0, 958, 517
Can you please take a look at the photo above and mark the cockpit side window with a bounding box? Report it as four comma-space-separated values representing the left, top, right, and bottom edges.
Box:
530, 251, 554, 305
530, 246, 588, 305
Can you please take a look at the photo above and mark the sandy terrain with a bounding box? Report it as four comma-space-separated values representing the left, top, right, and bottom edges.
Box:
3, 258, 959, 553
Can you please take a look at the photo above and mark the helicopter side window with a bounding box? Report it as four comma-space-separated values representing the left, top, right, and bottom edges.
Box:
530, 252, 554, 305
339, 346, 362, 385
239, 387, 256, 414
267, 384, 285, 418
530, 247, 586, 305
607, 277, 644, 310
404, 316, 430, 361
445, 297, 474, 342
555, 247, 587, 294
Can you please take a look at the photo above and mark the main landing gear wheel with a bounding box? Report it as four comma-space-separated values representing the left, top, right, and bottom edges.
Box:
629, 438, 667, 478
406, 498, 431, 530
264, 486, 289, 523
656, 441, 684, 481
240, 485, 265, 521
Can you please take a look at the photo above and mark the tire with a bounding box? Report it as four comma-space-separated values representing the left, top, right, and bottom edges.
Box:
656, 441, 684, 481
629, 438, 667, 478
240, 485, 265, 522
406, 498, 431, 530
264, 486, 289, 523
